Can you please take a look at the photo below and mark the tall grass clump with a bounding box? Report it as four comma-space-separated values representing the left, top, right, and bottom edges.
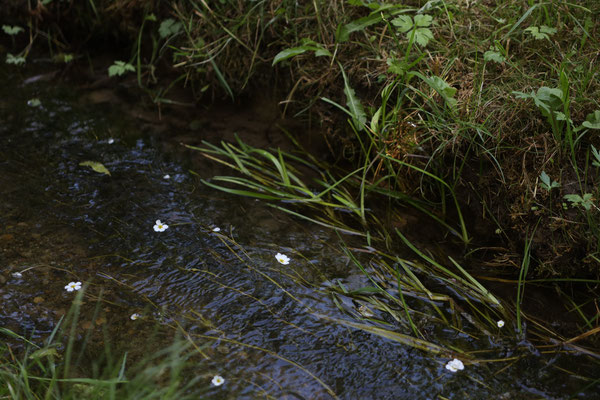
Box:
0, 289, 207, 400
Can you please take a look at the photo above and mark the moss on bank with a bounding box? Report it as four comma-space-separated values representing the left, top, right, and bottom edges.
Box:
2, 0, 600, 280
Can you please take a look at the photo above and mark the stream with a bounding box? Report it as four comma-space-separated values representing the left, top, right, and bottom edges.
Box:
1, 64, 599, 399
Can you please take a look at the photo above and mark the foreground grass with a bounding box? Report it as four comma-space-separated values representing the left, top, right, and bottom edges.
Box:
0, 290, 209, 400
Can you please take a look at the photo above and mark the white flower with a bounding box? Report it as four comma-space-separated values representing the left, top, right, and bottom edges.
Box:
212, 227, 221, 232
153, 220, 169, 232
497, 320, 505, 328
211, 375, 225, 386
64, 281, 82, 292
445, 358, 464, 372
12, 272, 23, 278
275, 253, 290, 265
108, 138, 115, 144
163, 174, 170, 179
130, 313, 141, 320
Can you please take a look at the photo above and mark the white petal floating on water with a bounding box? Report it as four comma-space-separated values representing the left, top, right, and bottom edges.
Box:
64, 281, 82, 292
153, 220, 169, 232
275, 252, 290, 265
211, 375, 225, 386
445, 358, 464, 372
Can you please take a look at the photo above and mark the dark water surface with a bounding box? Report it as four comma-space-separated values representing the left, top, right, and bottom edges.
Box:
1, 65, 599, 399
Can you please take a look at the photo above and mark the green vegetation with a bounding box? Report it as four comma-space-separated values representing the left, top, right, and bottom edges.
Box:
0, 290, 208, 400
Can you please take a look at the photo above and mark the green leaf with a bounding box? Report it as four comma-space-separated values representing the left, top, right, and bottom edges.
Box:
273, 41, 331, 65
338, 13, 384, 42
392, 15, 434, 46
414, 28, 433, 46
539, 171, 559, 191
391, 15, 413, 33
525, 26, 554, 40
413, 14, 433, 27
427, 76, 457, 108
108, 60, 135, 77
340, 66, 366, 131
540, 171, 550, 187
591, 145, 600, 167
2, 25, 24, 35
484, 50, 505, 63
536, 87, 563, 105
159, 18, 182, 39
272, 47, 310, 65
314, 48, 332, 57
79, 161, 111, 176
29, 347, 60, 360
582, 110, 600, 130
564, 193, 594, 211
512, 87, 563, 118
386, 58, 408, 76
540, 25, 557, 35
6, 53, 25, 65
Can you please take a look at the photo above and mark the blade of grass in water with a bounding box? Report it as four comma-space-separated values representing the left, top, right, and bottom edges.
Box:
316, 315, 454, 355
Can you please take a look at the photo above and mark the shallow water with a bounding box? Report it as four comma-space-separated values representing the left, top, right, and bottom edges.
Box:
1, 65, 599, 399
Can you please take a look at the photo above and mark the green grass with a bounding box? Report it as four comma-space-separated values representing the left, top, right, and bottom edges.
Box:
0, 290, 209, 400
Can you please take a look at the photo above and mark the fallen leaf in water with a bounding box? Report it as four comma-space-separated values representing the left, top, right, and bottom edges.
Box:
79, 161, 111, 176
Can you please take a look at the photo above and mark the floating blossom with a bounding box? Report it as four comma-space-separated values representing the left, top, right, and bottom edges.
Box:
107, 138, 115, 144
153, 220, 169, 232
445, 358, 464, 373
211, 375, 225, 386
130, 313, 141, 320
497, 320, 505, 328
12, 272, 23, 278
163, 174, 170, 179
64, 281, 82, 292
275, 253, 290, 265
212, 227, 221, 232
27, 98, 41, 107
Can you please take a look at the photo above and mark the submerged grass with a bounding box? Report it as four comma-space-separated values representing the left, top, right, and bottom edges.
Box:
186, 133, 600, 360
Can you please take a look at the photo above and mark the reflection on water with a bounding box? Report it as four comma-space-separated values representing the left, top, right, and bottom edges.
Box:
1, 66, 599, 399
